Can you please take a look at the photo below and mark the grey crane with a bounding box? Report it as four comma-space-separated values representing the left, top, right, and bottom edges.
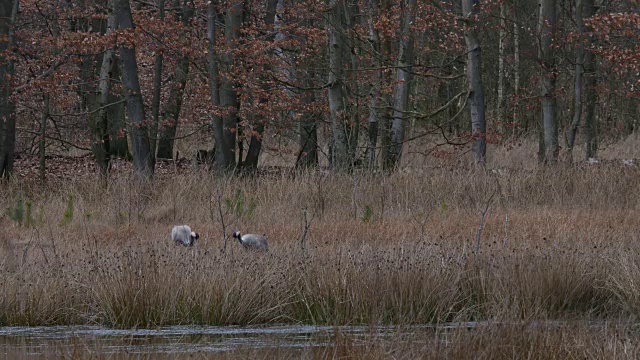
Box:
232, 229, 268, 252
171, 225, 199, 247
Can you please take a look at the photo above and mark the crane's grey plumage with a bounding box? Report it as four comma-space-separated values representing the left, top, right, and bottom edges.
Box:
232, 229, 268, 251
171, 225, 199, 246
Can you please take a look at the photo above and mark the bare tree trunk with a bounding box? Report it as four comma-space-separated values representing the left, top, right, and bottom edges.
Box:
566, 0, 585, 160
217, 0, 245, 172
296, 82, 319, 168
115, 0, 154, 178
149, 0, 165, 160
539, 0, 558, 163
463, 0, 486, 164
582, 0, 597, 160
367, 71, 380, 169
242, 0, 279, 170
365, 0, 380, 169
345, 0, 360, 165
446, 65, 460, 134
207, 1, 228, 171
156, 56, 190, 159
0, 0, 18, 178
512, 0, 520, 134
497, 1, 507, 134
108, 56, 130, 158
39, 94, 49, 183
156, 1, 193, 160
327, 0, 349, 170
378, 0, 392, 169
76, 1, 107, 171
243, 124, 262, 169
385, 0, 416, 170
94, 1, 117, 178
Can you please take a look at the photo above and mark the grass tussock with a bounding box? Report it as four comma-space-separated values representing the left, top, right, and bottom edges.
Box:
1, 165, 640, 327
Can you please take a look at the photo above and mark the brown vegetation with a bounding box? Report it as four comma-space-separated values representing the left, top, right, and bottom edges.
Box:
1, 155, 640, 331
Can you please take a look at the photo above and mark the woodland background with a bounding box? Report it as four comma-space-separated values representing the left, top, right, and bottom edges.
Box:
0, 0, 638, 180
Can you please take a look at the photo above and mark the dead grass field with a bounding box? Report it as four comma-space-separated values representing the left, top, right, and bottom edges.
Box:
2, 143, 640, 356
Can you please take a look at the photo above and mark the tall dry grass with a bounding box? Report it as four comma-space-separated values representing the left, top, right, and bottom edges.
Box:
1, 163, 640, 327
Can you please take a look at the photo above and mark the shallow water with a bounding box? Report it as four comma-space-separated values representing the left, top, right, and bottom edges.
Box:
0, 324, 454, 358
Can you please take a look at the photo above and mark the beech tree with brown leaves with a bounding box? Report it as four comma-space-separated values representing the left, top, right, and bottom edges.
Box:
0, 0, 638, 182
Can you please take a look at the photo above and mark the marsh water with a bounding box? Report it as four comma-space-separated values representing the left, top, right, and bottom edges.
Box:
0, 324, 456, 358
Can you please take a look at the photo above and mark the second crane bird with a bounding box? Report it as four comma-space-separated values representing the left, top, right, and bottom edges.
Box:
232, 229, 269, 252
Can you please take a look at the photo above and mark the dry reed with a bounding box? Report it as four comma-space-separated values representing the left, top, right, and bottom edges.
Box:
1, 163, 640, 329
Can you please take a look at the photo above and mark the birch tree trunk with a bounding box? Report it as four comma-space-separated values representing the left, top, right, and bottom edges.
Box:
582, 0, 597, 160
327, 0, 349, 170
385, 0, 416, 170
463, 0, 486, 164
539, 0, 558, 163
149, 0, 165, 160
0, 0, 18, 178
115, 0, 154, 178
156, 1, 193, 160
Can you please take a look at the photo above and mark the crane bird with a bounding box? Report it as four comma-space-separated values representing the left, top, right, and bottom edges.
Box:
232, 229, 268, 252
171, 225, 199, 247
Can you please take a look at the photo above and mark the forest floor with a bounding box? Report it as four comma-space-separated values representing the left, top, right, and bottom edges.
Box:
2, 140, 640, 358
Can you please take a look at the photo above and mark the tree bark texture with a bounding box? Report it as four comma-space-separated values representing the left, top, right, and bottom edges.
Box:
115, 0, 154, 178
155, 55, 189, 159
149, 0, 165, 160
385, 0, 416, 170
512, 0, 520, 133
296, 70, 319, 168
377, 0, 392, 169
0, 0, 18, 178
156, 0, 193, 160
217, 0, 245, 172
242, 0, 279, 170
582, 0, 597, 160
327, 0, 350, 170
76, 2, 107, 173
39, 94, 49, 183
567, 0, 588, 158
463, 0, 486, 164
497, 2, 507, 133
93, 0, 117, 177
539, 0, 558, 163
207, 0, 229, 171
107, 57, 130, 158
365, 0, 380, 169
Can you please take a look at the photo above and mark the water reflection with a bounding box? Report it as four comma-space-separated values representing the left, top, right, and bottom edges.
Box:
0, 324, 433, 357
